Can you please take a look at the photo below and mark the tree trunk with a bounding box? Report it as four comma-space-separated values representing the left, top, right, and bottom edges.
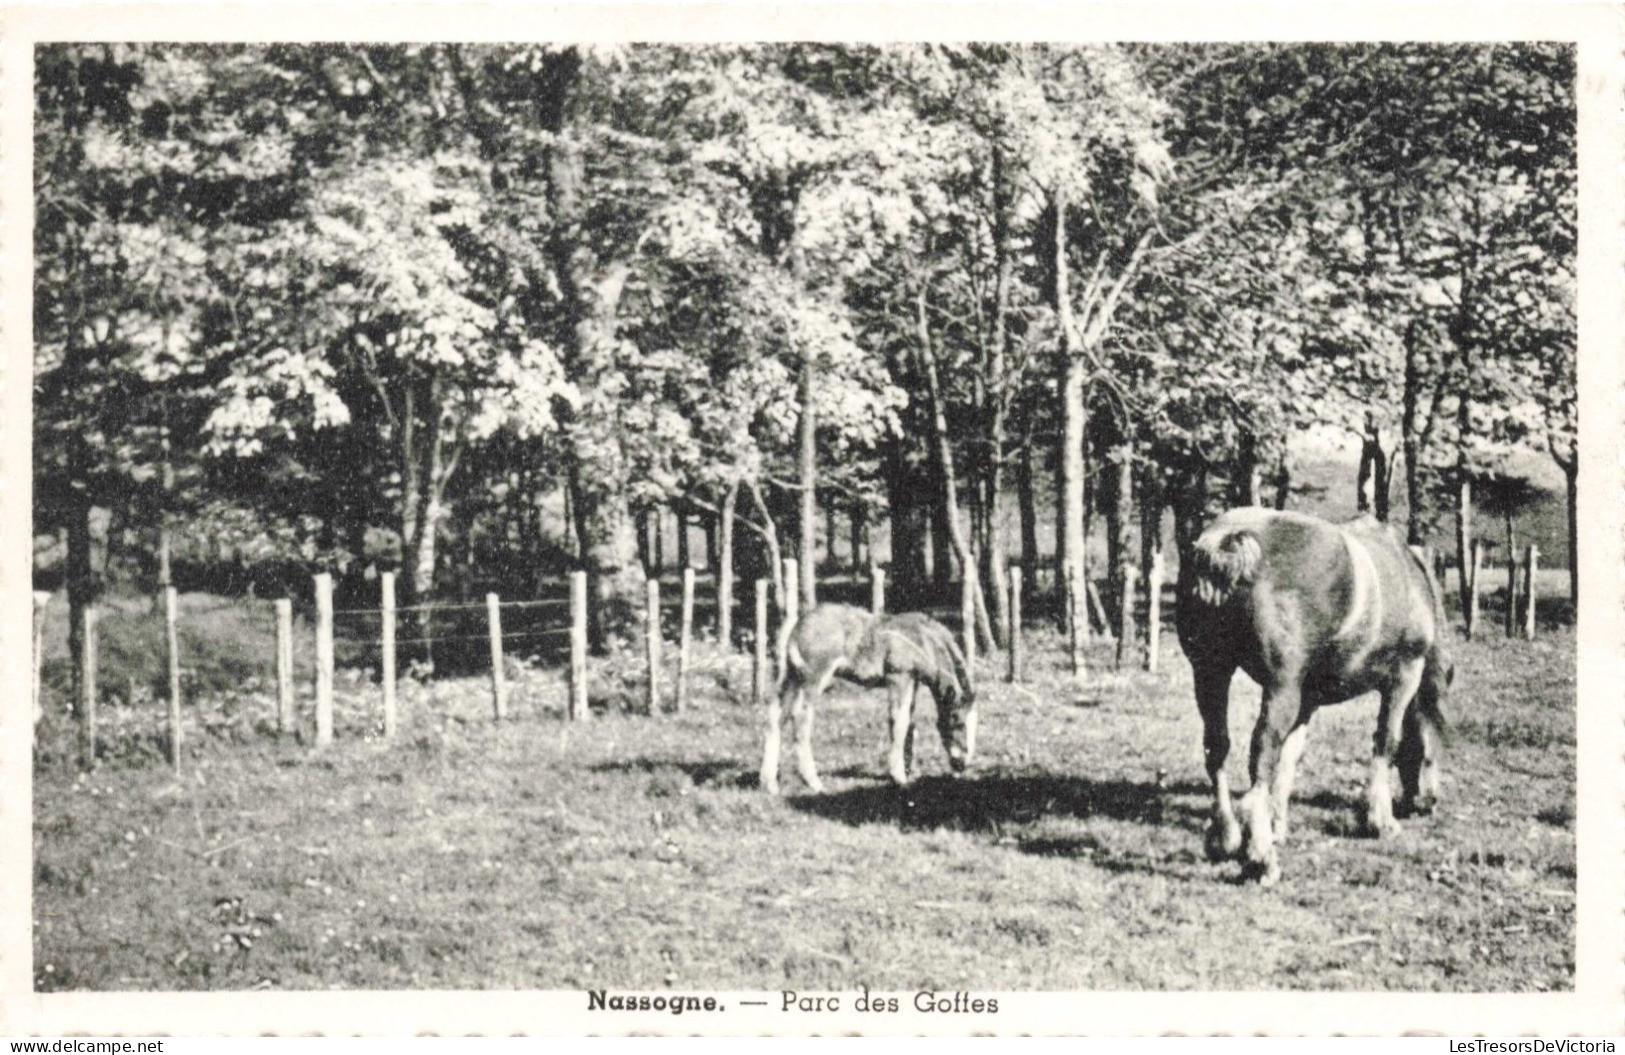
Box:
677, 504, 691, 571
536, 49, 645, 653
1139, 462, 1163, 654
928, 491, 951, 591
1454, 476, 1473, 624
797, 324, 817, 616
1564, 460, 1578, 612
1357, 412, 1392, 521
1103, 443, 1138, 643
719, 479, 738, 647
1052, 187, 1089, 664
157, 395, 174, 593
981, 144, 1015, 648
1233, 429, 1261, 507
917, 286, 995, 653
1017, 436, 1039, 606
1272, 448, 1291, 511
849, 499, 864, 573
66, 480, 95, 715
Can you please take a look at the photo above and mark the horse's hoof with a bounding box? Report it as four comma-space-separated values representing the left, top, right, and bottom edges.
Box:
1395, 796, 1435, 819
1204, 824, 1242, 862
761, 777, 781, 796
805, 779, 826, 795
1361, 814, 1401, 839
1241, 856, 1281, 885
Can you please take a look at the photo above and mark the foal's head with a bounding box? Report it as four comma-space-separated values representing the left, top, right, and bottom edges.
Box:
936, 682, 978, 775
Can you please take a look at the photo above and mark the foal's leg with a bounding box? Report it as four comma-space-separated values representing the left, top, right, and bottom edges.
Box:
1366, 658, 1424, 838
885, 674, 916, 786
1194, 661, 1242, 862
761, 681, 789, 795
791, 676, 827, 794
1239, 680, 1302, 885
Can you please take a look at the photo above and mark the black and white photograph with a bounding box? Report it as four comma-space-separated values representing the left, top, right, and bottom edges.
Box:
5, 3, 1620, 1038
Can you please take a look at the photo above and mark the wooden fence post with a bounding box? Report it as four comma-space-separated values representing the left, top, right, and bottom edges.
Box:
753, 578, 770, 707
677, 567, 695, 714
717, 549, 734, 650
569, 570, 588, 721
487, 593, 507, 721
275, 599, 293, 735
781, 557, 800, 620
645, 578, 662, 715
165, 586, 182, 773
870, 564, 885, 616
315, 573, 334, 748
79, 605, 98, 770
32, 591, 50, 736
381, 572, 397, 739
1466, 540, 1482, 640
778, 558, 799, 684
1145, 551, 1163, 675
1523, 544, 1539, 640
1007, 565, 1023, 684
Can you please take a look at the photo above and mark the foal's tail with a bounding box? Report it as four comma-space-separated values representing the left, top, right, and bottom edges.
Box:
1185, 526, 1264, 607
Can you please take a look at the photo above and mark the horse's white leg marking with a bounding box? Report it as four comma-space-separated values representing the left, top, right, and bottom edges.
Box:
1272, 722, 1310, 843
1236, 781, 1274, 876
886, 674, 913, 786
791, 682, 825, 794
1366, 657, 1423, 838
1241, 684, 1301, 885
963, 701, 978, 763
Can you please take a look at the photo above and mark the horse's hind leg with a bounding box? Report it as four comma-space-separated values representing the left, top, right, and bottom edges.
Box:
885, 674, 916, 786
1396, 666, 1444, 818
1271, 721, 1311, 844
1366, 658, 1424, 838
1194, 661, 1242, 862
791, 681, 826, 794
1239, 681, 1302, 885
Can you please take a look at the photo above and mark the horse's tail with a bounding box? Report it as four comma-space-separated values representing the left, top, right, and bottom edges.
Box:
1185, 525, 1264, 607
1402, 543, 1453, 746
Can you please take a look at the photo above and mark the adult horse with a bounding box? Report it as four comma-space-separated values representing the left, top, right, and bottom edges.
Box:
760, 604, 977, 796
1176, 508, 1452, 884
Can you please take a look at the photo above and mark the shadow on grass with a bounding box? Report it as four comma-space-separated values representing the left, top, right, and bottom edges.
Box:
589, 757, 757, 789
785, 771, 1210, 837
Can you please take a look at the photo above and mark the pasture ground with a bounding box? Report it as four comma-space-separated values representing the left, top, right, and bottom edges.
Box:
33, 617, 1574, 992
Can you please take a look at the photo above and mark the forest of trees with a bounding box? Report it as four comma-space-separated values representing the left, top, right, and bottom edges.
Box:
34, 42, 1576, 672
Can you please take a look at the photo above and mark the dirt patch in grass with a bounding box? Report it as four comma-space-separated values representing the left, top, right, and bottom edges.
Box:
34, 622, 1574, 992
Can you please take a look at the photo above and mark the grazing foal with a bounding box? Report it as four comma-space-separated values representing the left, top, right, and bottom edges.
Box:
1177, 508, 1451, 884
760, 604, 977, 796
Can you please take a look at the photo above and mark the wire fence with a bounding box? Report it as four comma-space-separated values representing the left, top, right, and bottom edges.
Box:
35, 563, 833, 774
34, 544, 1549, 775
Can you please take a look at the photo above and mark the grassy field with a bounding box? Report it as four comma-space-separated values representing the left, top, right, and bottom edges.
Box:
33, 604, 1575, 992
